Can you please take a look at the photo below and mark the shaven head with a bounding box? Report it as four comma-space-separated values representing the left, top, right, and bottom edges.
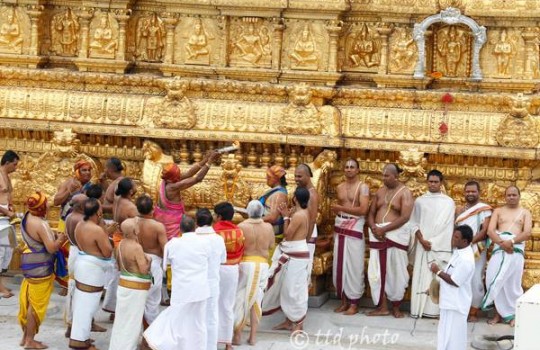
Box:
121, 218, 138, 240
70, 194, 88, 213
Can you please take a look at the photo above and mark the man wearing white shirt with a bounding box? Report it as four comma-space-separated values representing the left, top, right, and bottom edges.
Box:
143, 215, 211, 350
430, 225, 475, 350
195, 208, 227, 350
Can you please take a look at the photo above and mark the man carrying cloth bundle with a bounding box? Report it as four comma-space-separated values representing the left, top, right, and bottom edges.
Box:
19, 192, 67, 349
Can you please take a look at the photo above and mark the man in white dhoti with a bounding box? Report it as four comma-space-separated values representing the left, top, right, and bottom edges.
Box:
70, 198, 113, 349
262, 187, 311, 332
109, 219, 152, 350
233, 200, 274, 346
481, 185, 532, 327
295, 164, 319, 277
128, 195, 167, 327
331, 159, 370, 315
143, 216, 212, 350
64, 194, 106, 338
431, 225, 475, 350
410, 169, 455, 319
367, 163, 414, 318
213, 202, 245, 350
454, 181, 492, 322
196, 208, 226, 350
0, 150, 19, 299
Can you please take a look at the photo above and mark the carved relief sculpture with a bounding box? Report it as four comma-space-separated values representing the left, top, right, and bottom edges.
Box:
496, 93, 539, 148
491, 29, 515, 77
348, 23, 380, 69
436, 26, 468, 77
141, 78, 197, 129
184, 18, 211, 65
0, 7, 24, 54
279, 83, 322, 135
89, 13, 118, 59
289, 24, 319, 70
50, 8, 80, 56
230, 20, 271, 68
389, 27, 417, 73
135, 13, 165, 62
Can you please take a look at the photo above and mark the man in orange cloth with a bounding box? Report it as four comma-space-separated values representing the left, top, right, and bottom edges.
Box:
19, 192, 67, 349
154, 151, 218, 241
213, 202, 245, 350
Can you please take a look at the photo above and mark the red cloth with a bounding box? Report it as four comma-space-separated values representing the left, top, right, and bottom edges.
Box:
213, 220, 245, 265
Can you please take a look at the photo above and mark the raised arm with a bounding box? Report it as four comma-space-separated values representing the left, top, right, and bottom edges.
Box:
54, 179, 79, 207
37, 224, 66, 254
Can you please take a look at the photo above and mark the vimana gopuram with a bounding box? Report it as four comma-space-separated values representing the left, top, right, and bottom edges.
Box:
1, 0, 540, 309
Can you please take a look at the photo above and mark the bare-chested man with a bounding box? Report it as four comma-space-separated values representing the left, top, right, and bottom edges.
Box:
54, 160, 93, 232
155, 150, 219, 240
100, 158, 124, 214
455, 181, 492, 322
123, 195, 167, 327
262, 187, 311, 332
0, 150, 19, 298
331, 159, 370, 315
109, 218, 152, 350
103, 177, 138, 316
294, 164, 319, 274
69, 198, 113, 350
367, 163, 414, 318
234, 200, 275, 346
481, 185, 532, 327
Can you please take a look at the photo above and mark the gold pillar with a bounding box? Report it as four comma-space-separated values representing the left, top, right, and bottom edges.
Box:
115, 9, 131, 61
272, 18, 284, 70
326, 20, 342, 72
78, 8, 94, 59
377, 24, 393, 75
27, 5, 44, 56
162, 13, 178, 64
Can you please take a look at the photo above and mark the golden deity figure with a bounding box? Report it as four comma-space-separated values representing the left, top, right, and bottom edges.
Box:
389, 28, 416, 72
51, 8, 80, 56
0, 8, 23, 54
289, 25, 319, 70
136, 13, 165, 62
89, 14, 117, 59
141, 140, 174, 201
233, 22, 264, 65
219, 154, 250, 207
184, 18, 210, 64
436, 26, 467, 77
349, 24, 379, 68
492, 29, 513, 76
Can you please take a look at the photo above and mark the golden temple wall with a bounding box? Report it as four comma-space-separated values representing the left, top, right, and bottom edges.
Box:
0, 0, 540, 291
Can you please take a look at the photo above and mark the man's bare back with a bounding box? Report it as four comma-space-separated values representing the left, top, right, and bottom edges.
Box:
238, 220, 274, 259
114, 197, 138, 225
76, 221, 112, 259
124, 217, 167, 258
116, 238, 150, 275
287, 209, 310, 242
65, 212, 84, 246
